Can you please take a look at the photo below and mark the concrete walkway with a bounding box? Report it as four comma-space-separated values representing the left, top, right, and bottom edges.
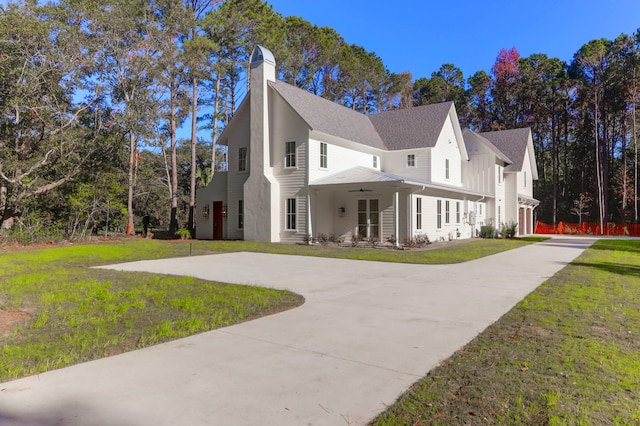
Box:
0, 237, 594, 426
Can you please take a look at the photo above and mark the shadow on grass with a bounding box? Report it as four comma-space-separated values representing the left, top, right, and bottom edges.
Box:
571, 261, 640, 277
590, 239, 640, 255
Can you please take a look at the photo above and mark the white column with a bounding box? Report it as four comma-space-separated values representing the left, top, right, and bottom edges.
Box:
395, 190, 400, 247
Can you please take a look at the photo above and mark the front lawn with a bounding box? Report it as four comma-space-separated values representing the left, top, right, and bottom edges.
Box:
0, 236, 546, 383
371, 239, 640, 425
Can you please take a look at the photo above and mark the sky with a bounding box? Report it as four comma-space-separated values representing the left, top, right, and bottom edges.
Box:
266, 0, 640, 79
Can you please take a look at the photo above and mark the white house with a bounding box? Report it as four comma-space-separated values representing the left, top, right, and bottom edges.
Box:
196, 46, 539, 244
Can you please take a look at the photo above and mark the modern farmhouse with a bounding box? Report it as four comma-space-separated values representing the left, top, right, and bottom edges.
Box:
196, 46, 539, 244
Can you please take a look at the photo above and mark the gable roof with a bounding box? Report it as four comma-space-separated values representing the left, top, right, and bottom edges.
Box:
463, 129, 512, 165
269, 80, 386, 150
368, 102, 454, 150
479, 128, 533, 172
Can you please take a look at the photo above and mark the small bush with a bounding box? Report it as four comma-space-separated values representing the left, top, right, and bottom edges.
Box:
175, 228, 191, 240
480, 224, 495, 239
403, 233, 430, 248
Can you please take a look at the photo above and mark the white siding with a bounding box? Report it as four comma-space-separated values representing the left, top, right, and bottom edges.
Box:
308, 139, 378, 182
431, 115, 463, 186
383, 149, 431, 181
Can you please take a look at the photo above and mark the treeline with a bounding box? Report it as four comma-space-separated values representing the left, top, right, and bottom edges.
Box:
1, 0, 638, 242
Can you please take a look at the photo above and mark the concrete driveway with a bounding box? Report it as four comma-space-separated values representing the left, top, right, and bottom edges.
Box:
0, 237, 594, 425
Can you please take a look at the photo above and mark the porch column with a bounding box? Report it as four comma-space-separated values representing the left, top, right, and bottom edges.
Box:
307, 192, 313, 240
394, 189, 400, 247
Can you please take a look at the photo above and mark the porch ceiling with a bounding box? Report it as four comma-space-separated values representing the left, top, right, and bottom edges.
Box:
518, 193, 540, 207
309, 166, 493, 199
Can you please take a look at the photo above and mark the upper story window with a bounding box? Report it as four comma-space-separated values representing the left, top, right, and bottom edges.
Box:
524, 171, 527, 187
498, 166, 502, 184
320, 142, 328, 169
238, 147, 247, 172
407, 154, 415, 167
285, 141, 296, 168
373, 155, 378, 168
445, 159, 450, 179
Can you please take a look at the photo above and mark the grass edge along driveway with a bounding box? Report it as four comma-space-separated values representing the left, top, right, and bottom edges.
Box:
371, 239, 640, 425
0, 237, 544, 382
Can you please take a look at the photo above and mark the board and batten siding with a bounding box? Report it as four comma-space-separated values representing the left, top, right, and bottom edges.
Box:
270, 89, 310, 242
431, 115, 463, 186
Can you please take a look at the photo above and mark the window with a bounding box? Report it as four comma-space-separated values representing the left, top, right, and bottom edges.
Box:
498, 205, 501, 226
238, 147, 247, 172
238, 200, 244, 229
320, 142, 327, 168
445, 159, 450, 179
445, 200, 450, 224
407, 154, 415, 167
437, 200, 442, 229
286, 198, 296, 230
524, 171, 527, 187
373, 155, 378, 168
285, 141, 296, 168
416, 198, 422, 230
498, 166, 502, 183
479, 204, 483, 215
358, 199, 379, 239
456, 201, 460, 224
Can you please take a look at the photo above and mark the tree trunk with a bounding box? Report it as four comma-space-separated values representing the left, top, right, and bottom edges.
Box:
188, 78, 198, 233
169, 81, 179, 234
126, 132, 136, 236
595, 89, 605, 233
211, 72, 221, 170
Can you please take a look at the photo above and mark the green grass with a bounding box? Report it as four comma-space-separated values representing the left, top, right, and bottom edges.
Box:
0, 239, 303, 382
371, 239, 640, 425
0, 236, 544, 383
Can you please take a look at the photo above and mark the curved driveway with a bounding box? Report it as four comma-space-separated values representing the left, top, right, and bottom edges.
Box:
0, 237, 593, 425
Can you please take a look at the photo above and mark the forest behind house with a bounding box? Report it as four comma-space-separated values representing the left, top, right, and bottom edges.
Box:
1, 0, 639, 241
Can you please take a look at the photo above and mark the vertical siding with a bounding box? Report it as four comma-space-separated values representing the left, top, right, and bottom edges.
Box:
382, 202, 394, 242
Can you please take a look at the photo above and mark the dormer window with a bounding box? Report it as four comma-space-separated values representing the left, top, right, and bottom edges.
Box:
320, 142, 327, 169
407, 154, 415, 167
373, 155, 378, 168
524, 171, 527, 187
445, 159, 450, 179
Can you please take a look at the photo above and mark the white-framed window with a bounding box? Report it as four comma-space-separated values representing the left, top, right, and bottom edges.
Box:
436, 200, 442, 229
285, 141, 296, 168
479, 204, 483, 215
445, 159, 450, 179
407, 154, 415, 167
456, 201, 460, 224
373, 155, 378, 168
416, 197, 422, 230
498, 166, 502, 184
238, 147, 247, 172
524, 171, 527, 187
445, 200, 450, 224
238, 200, 244, 229
286, 198, 297, 230
498, 205, 501, 226
320, 142, 327, 168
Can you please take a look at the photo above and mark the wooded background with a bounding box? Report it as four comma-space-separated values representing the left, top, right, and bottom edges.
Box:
1, 0, 638, 241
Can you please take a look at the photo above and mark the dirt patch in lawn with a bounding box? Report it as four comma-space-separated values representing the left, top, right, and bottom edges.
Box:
0, 309, 32, 336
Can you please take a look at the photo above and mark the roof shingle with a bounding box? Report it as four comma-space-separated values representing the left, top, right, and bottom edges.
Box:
369, 102, 453, 150
479, 128, 532, 172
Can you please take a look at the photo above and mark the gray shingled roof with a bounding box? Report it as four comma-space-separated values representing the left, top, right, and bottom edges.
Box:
463, 129, 513, 164
269, 80, 386, 150
368, 102, 454, 150
479, 128, 532, 172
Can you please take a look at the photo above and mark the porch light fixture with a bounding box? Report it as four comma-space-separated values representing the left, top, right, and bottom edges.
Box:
222, 203, 228, 218
202, 205, 210, 218
338, 207, 346, 217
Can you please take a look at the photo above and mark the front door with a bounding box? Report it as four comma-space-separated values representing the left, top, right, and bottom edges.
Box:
213, 201, 223, 240
357, 199, 379, 240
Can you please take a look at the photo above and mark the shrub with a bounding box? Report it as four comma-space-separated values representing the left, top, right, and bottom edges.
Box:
480, 224, 495, 239
175, 228, 191, 240
403, 233, 430, 248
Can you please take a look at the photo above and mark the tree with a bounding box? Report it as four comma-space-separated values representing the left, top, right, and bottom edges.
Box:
570, 192, 593, 224
0, 2, 104, 229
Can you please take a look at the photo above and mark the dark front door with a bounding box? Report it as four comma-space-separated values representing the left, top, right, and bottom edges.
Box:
213, 201, 223, 240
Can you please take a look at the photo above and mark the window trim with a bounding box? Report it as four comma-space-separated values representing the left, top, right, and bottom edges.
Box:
416, 197, 422, 230
238, 147, 247, 172
445, 158, 450, 179
320, 142, 328, 169
456, 201, 460, 224
286, 198, 297, 230
436, 199, 442, 229
285, 141, 296, 168
407, 154, 416, 167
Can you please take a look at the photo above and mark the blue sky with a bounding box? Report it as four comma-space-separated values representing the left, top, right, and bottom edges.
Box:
267, 0, 640, 79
